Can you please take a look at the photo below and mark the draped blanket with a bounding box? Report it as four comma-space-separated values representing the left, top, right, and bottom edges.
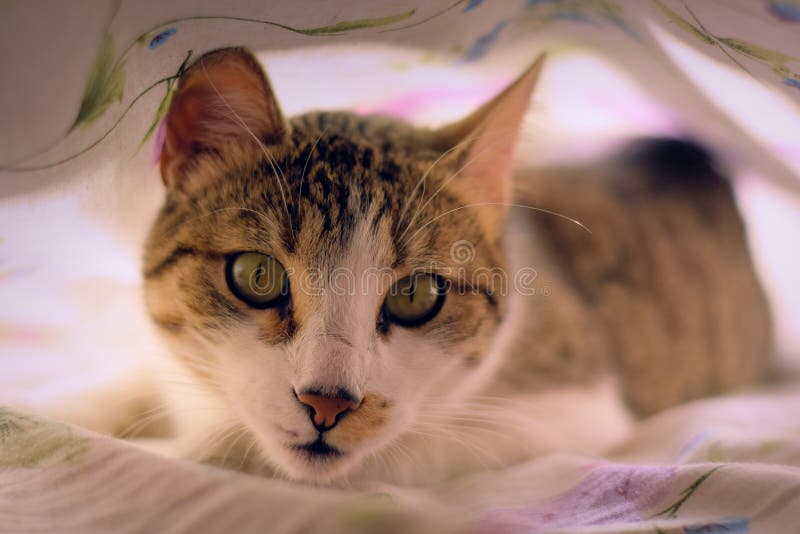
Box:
1, 1, 799, 533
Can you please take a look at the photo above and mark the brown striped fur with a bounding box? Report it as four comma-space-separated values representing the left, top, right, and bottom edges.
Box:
499, 141, 772, 415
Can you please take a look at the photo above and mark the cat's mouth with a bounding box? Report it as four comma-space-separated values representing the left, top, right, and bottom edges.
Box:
290, 436, 343, 461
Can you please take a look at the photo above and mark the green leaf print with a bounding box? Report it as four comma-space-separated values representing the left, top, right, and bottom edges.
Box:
140, 83, 175, 148
0, 407, 88, 469
71, 32, 126, 130
653, 0, 714, 44
296, 9, 416, 35
139, 50, 192, 149
717, 36, 798, 77
0, 408, 26, 441
652, 466, 722, 519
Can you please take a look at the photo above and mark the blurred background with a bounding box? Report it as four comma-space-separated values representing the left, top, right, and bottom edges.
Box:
0, 0, 798, 408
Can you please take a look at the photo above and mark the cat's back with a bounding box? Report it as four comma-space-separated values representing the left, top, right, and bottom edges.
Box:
506, 139, 772, 415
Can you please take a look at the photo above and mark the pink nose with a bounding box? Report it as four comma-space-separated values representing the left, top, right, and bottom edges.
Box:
296, 391, 361, 431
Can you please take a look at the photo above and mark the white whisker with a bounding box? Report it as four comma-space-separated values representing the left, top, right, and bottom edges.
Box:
409, 201, 591, 243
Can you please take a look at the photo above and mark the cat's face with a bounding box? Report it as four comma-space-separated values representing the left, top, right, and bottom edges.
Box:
143, 48, 540, 482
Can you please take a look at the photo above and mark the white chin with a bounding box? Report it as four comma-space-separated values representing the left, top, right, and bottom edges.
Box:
285, 451, 358, 482
262, 438, 360, 482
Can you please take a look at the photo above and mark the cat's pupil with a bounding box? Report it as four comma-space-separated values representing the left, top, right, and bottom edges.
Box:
382, 274, 447, 328
254, 266, 267, 288
225, 252, 288, 309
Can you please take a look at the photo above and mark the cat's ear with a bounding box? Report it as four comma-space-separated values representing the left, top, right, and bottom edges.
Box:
434, 55, 545, 224
160, 47, 287, 188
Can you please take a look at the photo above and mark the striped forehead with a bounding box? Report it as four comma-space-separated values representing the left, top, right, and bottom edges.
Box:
159, 111, 480, 275
232, 119, 442, 263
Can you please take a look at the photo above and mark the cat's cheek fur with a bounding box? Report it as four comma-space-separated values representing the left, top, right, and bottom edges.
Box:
155, 312, 487, 482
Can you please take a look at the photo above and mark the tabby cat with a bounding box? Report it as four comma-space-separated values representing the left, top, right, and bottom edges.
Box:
134, 47, 771, 485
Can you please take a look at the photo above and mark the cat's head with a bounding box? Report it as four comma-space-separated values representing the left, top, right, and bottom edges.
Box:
143, 47, 542, 482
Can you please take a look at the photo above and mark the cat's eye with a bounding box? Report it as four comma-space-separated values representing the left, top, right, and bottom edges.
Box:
225, 252, 289, 308
383, 274, 448, 327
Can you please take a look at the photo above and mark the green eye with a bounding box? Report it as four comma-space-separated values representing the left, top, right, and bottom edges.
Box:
383, 274, 448, 327
225, 252, 288, 308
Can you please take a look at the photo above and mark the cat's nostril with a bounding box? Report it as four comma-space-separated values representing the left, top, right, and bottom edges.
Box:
296, 390, 361, 432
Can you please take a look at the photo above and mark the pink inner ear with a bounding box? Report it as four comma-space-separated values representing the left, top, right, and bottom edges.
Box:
160, 89, 203, 184
159, 50, 280, 187
461, 94, 534, 206
459, 60, 544, 207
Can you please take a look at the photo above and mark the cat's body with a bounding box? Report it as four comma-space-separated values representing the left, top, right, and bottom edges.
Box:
55, 48, 772, 486
503, 140, 771, 417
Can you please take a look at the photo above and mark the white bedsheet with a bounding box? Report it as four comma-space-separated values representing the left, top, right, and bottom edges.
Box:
2, 384, 799, 533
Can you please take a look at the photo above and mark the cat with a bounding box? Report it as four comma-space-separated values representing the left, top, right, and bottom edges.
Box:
88, 46, 772, 486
